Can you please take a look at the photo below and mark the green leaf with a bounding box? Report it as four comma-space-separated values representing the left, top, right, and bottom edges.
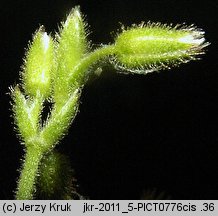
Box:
39, 89, 80, 150
36, 150, 76, 199
12, 86, 42, 144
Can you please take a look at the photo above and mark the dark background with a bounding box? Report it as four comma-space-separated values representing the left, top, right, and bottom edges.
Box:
1, 0, 218, 199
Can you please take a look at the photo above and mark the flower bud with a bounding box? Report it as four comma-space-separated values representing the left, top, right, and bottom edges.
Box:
23, 27, 55, 98
114, 24, 209, 74
54, 6, 88, 104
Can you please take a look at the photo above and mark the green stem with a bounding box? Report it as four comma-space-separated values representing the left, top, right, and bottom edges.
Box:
69, 45, 116, 86
16, 146, 43, 200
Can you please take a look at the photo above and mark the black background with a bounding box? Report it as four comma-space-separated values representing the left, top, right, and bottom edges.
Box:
1, 0, 218, 199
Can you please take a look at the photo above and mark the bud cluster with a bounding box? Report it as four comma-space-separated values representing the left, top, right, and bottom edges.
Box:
11, 6, 209, 200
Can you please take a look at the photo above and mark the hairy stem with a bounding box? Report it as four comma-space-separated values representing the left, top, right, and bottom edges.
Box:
69, 45, 116, 87
16, 146, 43, 200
